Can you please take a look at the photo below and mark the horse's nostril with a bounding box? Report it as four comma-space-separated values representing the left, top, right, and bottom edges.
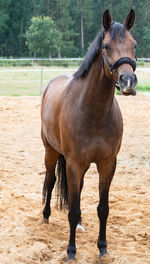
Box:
119, 73, 137, 87
119, 74, 123, 82
133, 73, 137, 83
119, 74, 124, 82
119, 74, 126, 83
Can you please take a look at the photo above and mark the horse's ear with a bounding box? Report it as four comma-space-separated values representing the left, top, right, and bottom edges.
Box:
103, 9, 112, 31
124, 9, 135, 31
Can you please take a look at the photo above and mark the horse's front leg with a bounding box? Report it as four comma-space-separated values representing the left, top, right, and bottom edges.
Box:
76, 173, 88, 232
97, 189, 109, 256
66, 160, 87, 261
96, 158, 116, 257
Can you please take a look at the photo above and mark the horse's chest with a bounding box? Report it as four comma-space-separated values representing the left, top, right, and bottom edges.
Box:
71, 122, 122, 160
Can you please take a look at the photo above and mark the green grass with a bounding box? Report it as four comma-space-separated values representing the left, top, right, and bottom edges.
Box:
0, 66, 150, 96
0, 59, 150, 68
0, 67, 76, 96
116, 84, 150, 95
136, 84, 150, 91
0, 59, 82, 68
136, 61, 150, 68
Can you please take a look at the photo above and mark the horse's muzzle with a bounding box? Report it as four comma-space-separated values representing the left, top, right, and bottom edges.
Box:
118, 72, 137, 96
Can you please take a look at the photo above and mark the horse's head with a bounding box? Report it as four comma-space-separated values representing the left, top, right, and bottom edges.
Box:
102, 9, 137, 96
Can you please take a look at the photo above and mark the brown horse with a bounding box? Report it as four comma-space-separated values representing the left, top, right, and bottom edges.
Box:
41, 9, 137, 261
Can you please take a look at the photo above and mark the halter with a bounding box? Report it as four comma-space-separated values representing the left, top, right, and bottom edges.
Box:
102, 52, 136, 91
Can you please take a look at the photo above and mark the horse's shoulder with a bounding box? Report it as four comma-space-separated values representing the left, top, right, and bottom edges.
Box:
50, 74, 73, 87
41, 74, 73, 103
113, 97, 122, 116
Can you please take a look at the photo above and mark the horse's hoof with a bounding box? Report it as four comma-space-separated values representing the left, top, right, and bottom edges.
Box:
76, 223, 85, 232
65, 253, 75, 262
41, 218, 49, 224
99, 252, 114, 263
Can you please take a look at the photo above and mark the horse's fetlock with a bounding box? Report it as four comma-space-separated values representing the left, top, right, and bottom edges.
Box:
43, 206, 51, 219
67, 245, 76, 255
97, 239, 107, 251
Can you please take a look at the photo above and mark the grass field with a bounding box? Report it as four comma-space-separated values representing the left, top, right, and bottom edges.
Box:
0, 66, 150, 96
0, 67, 76, 96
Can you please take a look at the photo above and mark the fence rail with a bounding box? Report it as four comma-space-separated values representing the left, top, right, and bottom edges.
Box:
0, 67, 77, 95
0, 57, 84, 67
0, 57, 149, 61
0, 57, 150, 68
0, 58, 82, 61
0, 68, 76, 72
0, 59, 150, 96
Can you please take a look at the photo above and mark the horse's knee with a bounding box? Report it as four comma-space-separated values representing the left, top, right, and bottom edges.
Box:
68, 208, 81, 227
97, 202, 109, 222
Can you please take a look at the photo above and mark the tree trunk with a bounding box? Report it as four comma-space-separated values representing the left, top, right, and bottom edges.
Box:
19, 16, 24, 56
146, 48, 150, 57
81, 11, 84, 55
47, 0, 50, 16
58, 47, 61, 58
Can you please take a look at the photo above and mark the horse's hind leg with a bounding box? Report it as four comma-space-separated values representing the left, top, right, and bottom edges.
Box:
96, 158, 116, 257
42, 144, 59, 222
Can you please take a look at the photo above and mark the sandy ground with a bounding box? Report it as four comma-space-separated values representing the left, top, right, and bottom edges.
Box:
0, 94, 150, 264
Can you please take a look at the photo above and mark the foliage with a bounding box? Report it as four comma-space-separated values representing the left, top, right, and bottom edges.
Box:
25, 16, 62, 57
1, 0, 150, 57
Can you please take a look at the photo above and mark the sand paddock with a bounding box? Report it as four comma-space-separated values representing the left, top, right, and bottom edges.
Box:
0, 95, 150, 264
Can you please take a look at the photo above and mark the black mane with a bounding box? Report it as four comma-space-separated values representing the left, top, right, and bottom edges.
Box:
110, 22, 126, 41
74, 31, 104, 79
74, 22, 126, 79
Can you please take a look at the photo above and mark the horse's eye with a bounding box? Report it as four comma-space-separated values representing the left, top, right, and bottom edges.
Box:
104, 44, 111, 52
134, 43, 137, 50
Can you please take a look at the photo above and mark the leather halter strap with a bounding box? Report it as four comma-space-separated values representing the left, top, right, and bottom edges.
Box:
111, 57, 136, 72
102, 52, 136, 91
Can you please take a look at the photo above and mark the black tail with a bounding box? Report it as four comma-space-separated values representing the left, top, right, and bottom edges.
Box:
56, 154, 69, 210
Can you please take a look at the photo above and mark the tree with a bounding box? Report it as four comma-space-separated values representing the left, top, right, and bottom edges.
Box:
1, 0, 150, 57
0, 4, 9, 35
48, 0, 78, 57
0, 0, 10, 56
25, 16, 62, 57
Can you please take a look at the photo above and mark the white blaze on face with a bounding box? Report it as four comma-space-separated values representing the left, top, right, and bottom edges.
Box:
127, 79, 131, 88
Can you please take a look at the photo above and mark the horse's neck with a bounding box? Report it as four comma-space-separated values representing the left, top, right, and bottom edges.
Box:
80, 55, 115, 116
